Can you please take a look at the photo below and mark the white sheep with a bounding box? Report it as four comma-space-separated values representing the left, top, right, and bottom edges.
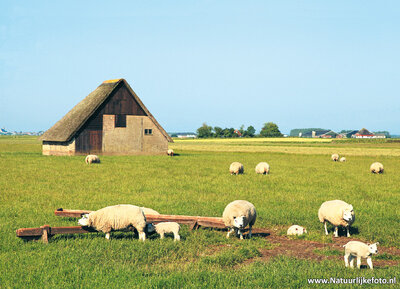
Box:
222, 200, 257, 240
78, 204, 150, 241
331, 154, 339, 161
167, 149, 174, 156
140, 207, 160, 216
229, 162, 244, 175
287, 225, 307, 236
339, 157, 346, 162
85, 154, 100, 164
255, 162, 270, 175
318, 200, 355, 237
343, 241, 379, 269
152, 222, 181, 241
370, 162, 384, 174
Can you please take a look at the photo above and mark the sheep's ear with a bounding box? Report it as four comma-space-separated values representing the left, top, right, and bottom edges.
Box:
367, 243, 370, 246
376, 242, 380, 245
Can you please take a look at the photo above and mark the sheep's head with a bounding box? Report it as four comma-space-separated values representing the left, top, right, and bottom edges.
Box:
233, 216, 246, 229
146, 223, 156, 233
342, 206, 354, 222
368, 242, 379, 255
78, 214, 90, 226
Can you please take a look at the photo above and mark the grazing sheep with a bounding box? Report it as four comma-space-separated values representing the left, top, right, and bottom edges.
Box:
78, 204, 149, 241
370, 162, 384, 174
152, 222, 181, 241
287, 225, 307, 236
318, 200, 355, 237
223, 200, 257, 240
331, 154, 339, 161
255, 162, 270, 175
167, 149, 174, 156
85, 154, 100, 164
343, 241, 379, 269
140, 207, 160, 216
340, 157, 346, 162
229, 162, 244, 175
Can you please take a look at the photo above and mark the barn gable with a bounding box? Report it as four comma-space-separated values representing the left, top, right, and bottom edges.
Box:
41, 79, 172, 156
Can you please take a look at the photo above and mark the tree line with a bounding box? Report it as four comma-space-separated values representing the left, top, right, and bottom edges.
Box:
196, 122, 283, 138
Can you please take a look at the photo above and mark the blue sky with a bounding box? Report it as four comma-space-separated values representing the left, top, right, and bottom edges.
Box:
0, 1, 399, 134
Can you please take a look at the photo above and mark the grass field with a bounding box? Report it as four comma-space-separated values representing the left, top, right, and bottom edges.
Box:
1, 136, 399, 288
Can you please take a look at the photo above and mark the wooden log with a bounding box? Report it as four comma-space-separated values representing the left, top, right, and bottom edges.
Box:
54, 208, 92, 218
16, 226, 99, 238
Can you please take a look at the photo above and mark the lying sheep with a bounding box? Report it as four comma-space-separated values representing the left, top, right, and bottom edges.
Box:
152, 222, 181, 241
167, 149, 174, 156
343, 241, 379, 269
223, 200, 256, 240
229, 162, 244, 175
331, 154, 339, 161
370, 162, 384, 174
85, 154, 100, 164
255, 162, 270, 175
287, 225, 307, 236
318, 200, 355, 237
340, 157, 346, 162
78, 204, 151, 241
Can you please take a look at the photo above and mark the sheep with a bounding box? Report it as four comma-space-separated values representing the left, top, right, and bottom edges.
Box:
85, 154, 100, 164
167, 149, 174, 156
222, 200, 256, 240
152, 222, 181, 241
318, 200, 355, 237
331, 154, 339, 161
255, 162, 270, 175
140, 207, 160, 216
339, 157, 346, 162
343, 241, 379, 269
229, 162, 244, 175
287, 225, 307, 236
78, 204, 150, 241
370, 162, 384, 174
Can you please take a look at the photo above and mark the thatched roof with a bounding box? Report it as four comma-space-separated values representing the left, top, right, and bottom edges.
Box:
41, 79, 173, 142
356, 128, 373, 135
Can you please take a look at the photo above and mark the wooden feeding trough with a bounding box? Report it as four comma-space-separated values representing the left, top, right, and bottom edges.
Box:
16, 208, 226, 243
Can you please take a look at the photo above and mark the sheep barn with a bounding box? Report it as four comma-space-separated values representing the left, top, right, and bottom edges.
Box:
41, 79, 173, 156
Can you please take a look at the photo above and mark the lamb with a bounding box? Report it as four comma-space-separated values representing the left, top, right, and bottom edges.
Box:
85, 154, 100, 164
340, 157, 346, 162
222, 200, 257, 240
229, 162, 244, 175
152, 222, 181, 241
343, 241, 379, 269
255, 162, 270, 175
331, 154, 339, 161
370, 162, 384, 174
78, 204, 150, 241
167, 149, 174, 156
287, 225, 307, 236
318, 200, 355, 237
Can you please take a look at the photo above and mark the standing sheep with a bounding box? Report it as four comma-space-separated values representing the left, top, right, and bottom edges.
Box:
140, 207, 160, 216
318, 200, 355, 237
222, 200, 257, 240
287, 225, 307, 236
343, 241, 379, 269
339, 157, 346, 162
78, 204, 150, 241
152, 222, 181, 241
85, 154, 100, 164
167, 149, 174, 156
229, 162, 244, 175
370, 162, 384, 174
331, 154, 339, 161
255, 162, 270, 175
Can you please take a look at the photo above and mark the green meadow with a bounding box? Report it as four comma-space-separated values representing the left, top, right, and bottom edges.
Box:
0, 136, 399, 288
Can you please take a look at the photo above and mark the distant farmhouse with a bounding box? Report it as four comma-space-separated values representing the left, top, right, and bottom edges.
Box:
41, 79, 173, 156
297, 128, 386, 139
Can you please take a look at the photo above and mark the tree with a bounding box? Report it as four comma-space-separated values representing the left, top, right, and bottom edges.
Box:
245, 126, 256, 137
260, 122, 283, 137
214, 126, 223, 138
239, 125, 245, 136
196, 123, 213, 138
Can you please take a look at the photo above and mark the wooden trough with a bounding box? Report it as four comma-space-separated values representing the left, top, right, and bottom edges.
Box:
16, 208, 226, 243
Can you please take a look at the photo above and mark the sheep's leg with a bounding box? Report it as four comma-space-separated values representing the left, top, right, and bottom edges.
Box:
248, 226, 252, 239
349, 255, 355, 268
239, 229, 244, 240
346, 227, 351, 237
226, 228, 235, 238
324, 221, 329, 235
174, 233, 180, 241
356, 257, 361, 269
138, 231, 146, 241
367, 257, 373, 270
160, 232, 165, 239
344, 254, 349, 267
105, 233, 110, 240
334, 227, 339, 238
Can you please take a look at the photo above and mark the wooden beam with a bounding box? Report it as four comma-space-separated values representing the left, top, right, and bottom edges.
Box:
16, 226, 99, 238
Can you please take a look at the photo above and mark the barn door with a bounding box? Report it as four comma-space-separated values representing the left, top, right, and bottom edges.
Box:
89, 130, 102, 153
